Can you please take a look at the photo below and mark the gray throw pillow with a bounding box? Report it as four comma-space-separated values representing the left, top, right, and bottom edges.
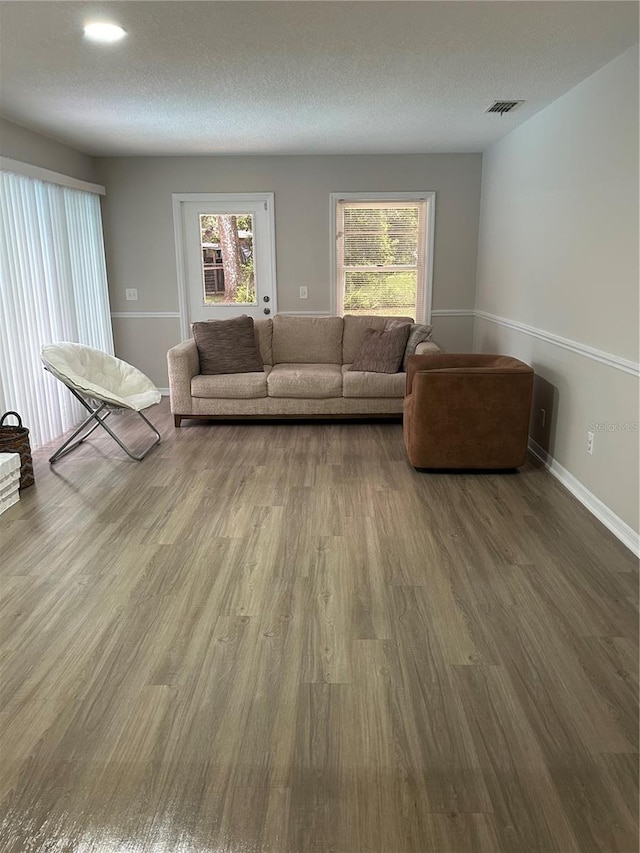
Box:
402, 323, 433, 370
193, 315, 263, 374
349, 324, 411, 373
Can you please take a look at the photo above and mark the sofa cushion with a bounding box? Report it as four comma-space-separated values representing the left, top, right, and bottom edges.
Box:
254, 318, 273, 365
268, 363, 343, 398
193, 316, 263, 374
191, 367, 271, 399
349, 324, 411, 373
342, 314, 413, 364
272, 315, 343, 364
402, 323, 433, 370
341, 365, 406, 398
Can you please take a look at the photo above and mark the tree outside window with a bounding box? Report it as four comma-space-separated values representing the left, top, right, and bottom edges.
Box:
199, 213, 256, 305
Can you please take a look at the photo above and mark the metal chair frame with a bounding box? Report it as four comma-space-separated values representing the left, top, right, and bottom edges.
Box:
46, 377, 161, 464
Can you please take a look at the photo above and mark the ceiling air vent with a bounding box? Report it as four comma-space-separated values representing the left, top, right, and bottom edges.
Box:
486, 100, 524, 115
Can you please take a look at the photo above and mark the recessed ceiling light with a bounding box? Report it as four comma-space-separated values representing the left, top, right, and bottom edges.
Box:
84, 22, 126, 43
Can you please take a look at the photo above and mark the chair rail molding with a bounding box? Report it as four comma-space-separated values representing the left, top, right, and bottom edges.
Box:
109, 309, 474, 320
475, 310, 640, 377
431, 309, 475, 317
111, 312, 182, 319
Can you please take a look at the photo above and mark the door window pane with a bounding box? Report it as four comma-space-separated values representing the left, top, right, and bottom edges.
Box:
199, 213, 256, 305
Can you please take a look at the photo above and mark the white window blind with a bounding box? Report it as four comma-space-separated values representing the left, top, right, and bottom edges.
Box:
0, 170, 114, 449
336, 199, 428, 322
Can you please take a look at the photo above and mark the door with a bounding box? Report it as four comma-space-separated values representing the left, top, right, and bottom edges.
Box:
174, 193, 277, 338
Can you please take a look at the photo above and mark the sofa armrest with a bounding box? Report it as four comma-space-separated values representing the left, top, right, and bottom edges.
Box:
167, 339, 199, 416
414, 340, 441, 356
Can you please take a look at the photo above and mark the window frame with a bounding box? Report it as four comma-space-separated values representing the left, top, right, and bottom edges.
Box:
330, 191, 435, 323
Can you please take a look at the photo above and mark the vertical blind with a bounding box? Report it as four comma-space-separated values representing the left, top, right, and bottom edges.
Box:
0, 170, 113, 448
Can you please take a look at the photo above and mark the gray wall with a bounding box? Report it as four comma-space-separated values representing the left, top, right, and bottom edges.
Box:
95, 153, 482, 386
0, 117, 98, 183
474, 46, 639, 536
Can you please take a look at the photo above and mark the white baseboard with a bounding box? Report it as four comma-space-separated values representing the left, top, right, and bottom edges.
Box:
528, 438, 639, 557
158, 388, 169, 396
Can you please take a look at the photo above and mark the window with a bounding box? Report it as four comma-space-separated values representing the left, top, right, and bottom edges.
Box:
199, 213, 255, 305
332, 193, 434, 323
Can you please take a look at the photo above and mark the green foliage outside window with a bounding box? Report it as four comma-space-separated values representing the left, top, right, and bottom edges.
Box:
342, 205, 420, 316
343, 272, 416, 316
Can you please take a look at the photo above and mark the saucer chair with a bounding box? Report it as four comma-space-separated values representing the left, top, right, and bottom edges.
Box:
41, 342, 161, 464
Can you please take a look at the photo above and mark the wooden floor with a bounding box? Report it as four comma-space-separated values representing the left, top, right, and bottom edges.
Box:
0, 399, 638, 853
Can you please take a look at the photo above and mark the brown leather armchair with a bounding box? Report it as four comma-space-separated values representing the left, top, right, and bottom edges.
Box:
403, 353, 534, 469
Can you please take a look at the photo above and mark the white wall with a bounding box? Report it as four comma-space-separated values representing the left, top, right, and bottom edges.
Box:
95, 153, 482, 387
0, 117, 98, 183
474, 46, 639, 540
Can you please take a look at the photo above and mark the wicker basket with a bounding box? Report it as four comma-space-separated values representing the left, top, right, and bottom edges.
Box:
0, 412, 34, 489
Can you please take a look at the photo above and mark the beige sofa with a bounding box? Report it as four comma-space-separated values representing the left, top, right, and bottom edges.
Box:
167, 314, 439, 425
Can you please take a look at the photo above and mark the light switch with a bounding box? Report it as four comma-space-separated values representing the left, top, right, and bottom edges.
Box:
125, 288, 138, 301
299, 286, 308, 299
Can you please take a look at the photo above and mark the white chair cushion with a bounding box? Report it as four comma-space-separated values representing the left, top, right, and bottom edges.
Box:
41, 342, 161, 411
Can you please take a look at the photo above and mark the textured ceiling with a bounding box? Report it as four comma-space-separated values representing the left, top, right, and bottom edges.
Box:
0, 1, 637, 156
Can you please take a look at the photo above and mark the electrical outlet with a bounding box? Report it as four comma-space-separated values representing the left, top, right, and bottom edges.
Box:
587, 431, 594, 455
540, 408, 546, 427
125, 288, 138, 301
299, 286, 308, 299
